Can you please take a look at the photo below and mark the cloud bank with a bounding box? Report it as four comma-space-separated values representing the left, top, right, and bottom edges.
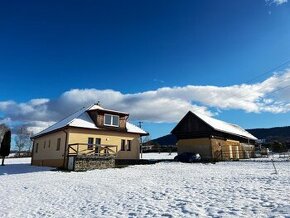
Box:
1, 70, 290, 133
266, 0, 288, 5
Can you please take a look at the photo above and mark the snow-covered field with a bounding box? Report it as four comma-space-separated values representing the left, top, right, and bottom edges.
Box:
141, 152, 177, 160
0, 157, 290, 217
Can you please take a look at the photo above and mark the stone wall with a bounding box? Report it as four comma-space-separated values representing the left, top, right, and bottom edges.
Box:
74, 155, 115, 171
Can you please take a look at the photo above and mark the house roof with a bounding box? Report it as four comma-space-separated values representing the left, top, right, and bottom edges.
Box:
32, 104, 148, 138
88, 104, 129, 115
174, 111, 257, 141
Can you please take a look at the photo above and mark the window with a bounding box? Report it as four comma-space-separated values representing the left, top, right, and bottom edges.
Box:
95, 138, 101, 145
104, 114, 119, 127
95, 138, 101, 154
127, 140, 131, 151
56, 138, 61, 151
48, 140, 51, 148
35, 143, 39, 153
88, 138, 94, 150
121, 139, 126, 151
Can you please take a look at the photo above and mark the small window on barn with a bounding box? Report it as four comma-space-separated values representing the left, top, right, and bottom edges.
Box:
104, 114, 119, 127
56, 138, 61, 151
48, 140, 51, 148
127, 140, 131, 151
35, 143, 39, 153
121, 139, 126, 151
88, 137, 94, 150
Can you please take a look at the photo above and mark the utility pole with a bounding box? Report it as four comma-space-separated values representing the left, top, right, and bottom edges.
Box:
138, 121, 144, 159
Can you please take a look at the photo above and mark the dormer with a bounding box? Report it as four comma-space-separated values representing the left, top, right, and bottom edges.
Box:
87, 105, 129, 131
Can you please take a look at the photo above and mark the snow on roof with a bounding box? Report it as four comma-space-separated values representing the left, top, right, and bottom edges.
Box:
32, 104, 147, 138
192, 111, 257, 140
88, 104, 129, 115
69, 111, 98, 129
32, 106, 89, 137
126, 122, 147, 135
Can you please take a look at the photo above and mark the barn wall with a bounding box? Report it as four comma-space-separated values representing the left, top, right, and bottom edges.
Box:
211, 139, 242, 160
177, 138, 212, 160
177, 137, 255, 161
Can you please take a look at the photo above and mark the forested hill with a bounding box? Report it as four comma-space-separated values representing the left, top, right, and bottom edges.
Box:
247, 126, 290, 140
151, 126, 290, 145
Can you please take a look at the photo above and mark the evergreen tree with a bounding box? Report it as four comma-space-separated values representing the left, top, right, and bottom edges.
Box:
0, 125, 11, 166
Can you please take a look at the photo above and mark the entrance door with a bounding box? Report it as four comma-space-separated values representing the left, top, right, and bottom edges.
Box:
68, 156, 75, 170
95, 138, 101, 155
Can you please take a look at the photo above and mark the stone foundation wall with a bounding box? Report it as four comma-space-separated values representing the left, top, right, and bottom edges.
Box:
74, 155, 115, 171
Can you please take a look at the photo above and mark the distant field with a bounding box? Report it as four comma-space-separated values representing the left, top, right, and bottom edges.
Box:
0, 156, 289, 217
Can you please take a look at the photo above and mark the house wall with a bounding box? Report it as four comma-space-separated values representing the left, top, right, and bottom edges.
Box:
32, 130, 67, 168
68, 128, 140, 160
177, 138, 212, 160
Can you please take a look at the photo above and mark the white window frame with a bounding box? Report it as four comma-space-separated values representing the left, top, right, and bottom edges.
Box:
104, 114, 120, 127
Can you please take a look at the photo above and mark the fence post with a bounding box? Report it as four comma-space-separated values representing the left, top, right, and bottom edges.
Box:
271, 159, 278, 174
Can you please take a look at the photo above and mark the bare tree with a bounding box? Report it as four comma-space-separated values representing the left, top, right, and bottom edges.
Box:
143, 136, 152, 145
15, 126, 33, 156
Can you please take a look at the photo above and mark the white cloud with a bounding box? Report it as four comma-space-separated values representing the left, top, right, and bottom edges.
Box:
266, 0, 288, 5
1, 69, 290, 133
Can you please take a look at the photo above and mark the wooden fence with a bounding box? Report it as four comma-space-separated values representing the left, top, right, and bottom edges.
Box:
68, 143, 118, 157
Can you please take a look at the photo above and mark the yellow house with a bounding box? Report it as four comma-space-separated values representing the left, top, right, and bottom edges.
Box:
171, 111, 257, 161
31, 104, 148, 169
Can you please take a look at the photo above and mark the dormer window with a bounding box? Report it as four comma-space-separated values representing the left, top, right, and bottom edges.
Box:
104, 114, 119, 127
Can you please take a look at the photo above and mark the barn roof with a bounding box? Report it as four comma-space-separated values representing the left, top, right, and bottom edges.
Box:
32, 104, 148, 138
173, 111, 257, 141
193, 112, 257, 140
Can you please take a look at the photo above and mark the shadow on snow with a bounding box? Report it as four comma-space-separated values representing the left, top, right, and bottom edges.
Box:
0, 163, 52, 176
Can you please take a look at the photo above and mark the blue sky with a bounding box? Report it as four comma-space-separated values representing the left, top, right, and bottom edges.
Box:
0, 0, 290, 139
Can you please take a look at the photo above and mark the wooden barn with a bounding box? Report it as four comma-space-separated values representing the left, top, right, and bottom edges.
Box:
171, 111, 257, 161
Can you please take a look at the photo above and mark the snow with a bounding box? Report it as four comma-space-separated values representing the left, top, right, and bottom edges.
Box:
193, 111, 257, 140
0, 157, 290, 217
32, 106, 88, 137
69, 112, 99, 129
126, 122, 148, 135
141, 152, 177, 160
88, 105, 128, 115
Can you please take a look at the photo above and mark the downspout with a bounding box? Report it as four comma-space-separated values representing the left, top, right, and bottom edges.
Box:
62, 129, 69, 169
31, 139, 35, 165
209, 135, 213, 161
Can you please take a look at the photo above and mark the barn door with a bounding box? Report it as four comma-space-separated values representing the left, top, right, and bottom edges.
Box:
235, 146, 239, 159
229, 145, 233, 159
